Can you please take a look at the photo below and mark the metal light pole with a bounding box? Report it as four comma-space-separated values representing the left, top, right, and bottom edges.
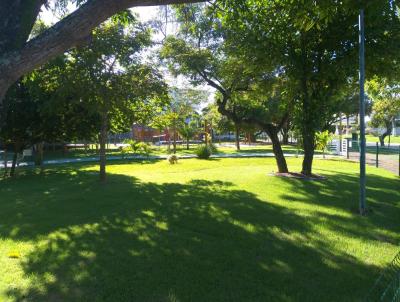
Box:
359, 9, 367, 215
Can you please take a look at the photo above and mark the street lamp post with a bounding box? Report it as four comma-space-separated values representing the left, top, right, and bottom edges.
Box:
359, 9, 367, 215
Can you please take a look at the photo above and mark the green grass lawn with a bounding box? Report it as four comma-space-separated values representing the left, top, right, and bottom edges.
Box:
334, 134, 400, 145
366, 134, 400, 144
0, 158, 399, 301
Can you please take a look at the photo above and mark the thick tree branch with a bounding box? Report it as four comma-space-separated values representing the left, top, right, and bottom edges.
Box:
0, 0, 205, 103
196, 69, 226, 95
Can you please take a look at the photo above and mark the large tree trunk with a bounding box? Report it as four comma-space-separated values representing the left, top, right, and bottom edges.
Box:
267, 129, 289, 173
235, 124, 240, 151
301, 131, 315, 176
99, 113, 108, 183
299, 50, 315, 177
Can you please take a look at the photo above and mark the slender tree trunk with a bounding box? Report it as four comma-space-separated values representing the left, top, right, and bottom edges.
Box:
10, 142, 20, 177
99, 113, 108, 183
38, 142, 44, 174
186, 137, 189, 150
339, 113, 343, 152
380, 123, 393, 147
301, 131, 315, 176
204, 120, 208, 145
167, 129, 171, 152
209, 121, 213, 144
10, 152, 17, 177
282, 123, 290, 145
379, 135, 385, 147
172, 125, 177, 154
267, 129, 289, 173
235, 124, 240, 151
3, 148, 7, 178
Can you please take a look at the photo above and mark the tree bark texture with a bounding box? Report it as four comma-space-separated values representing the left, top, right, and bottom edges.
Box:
234, 124, 240, 151
301, 130, 315, 176
265, 127, 289, 173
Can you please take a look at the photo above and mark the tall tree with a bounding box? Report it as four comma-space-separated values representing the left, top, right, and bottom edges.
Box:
368, 78, 400, 146
179, 120, 198, 150
169, 87, 206, 152
160, 4, 291, 172
67, 19, 167, 182
0, 55, 100, 176
220, 0, 400, 175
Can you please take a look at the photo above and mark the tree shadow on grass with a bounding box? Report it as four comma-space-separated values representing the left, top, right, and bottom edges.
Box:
276, 169, 400, 246
0, 169, 391, 301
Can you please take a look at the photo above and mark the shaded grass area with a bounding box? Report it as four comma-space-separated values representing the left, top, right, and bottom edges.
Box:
0, 158, 399, 301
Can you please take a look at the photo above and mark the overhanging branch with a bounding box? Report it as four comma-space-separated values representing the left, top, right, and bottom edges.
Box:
0, 0, 206, 102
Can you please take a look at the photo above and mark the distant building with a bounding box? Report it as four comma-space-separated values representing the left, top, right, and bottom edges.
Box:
131, 124, 167, 142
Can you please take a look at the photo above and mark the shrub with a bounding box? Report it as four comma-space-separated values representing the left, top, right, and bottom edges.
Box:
120, 146, 132, 159
136, 142, 151, 157
209, 143, 218, 154
123, 139, 140, 153
167, 154, 179, 164
195, 145, 212, 159
122, 140, 152, 157
315, 130, 332, 158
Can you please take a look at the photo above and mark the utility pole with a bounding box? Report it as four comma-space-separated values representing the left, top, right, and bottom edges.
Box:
359, 9, 367, 215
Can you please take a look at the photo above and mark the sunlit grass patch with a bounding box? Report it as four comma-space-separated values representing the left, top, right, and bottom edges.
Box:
0, 158, 398, 301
